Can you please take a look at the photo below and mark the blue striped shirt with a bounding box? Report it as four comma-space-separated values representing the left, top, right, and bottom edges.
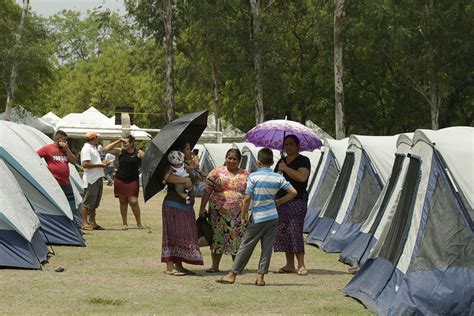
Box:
245, 167, 292, 223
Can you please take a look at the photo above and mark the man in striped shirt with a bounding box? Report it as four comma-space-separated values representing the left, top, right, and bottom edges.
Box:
216, 148, 297, 286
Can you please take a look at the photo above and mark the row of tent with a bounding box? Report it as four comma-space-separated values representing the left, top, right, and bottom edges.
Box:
1, 119, 472, 313
197, 127, 473, 315
0, 121, 86, 270
307, 127, 473, 315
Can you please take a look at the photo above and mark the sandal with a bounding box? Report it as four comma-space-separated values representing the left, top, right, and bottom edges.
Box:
274, 267, 296, 274
297, 268, 308, 276
215, 278, 234, 284
165, 270, 187, 276
92, 225, 105, 230
206, 268, 220, 273
81, 225, 93, 231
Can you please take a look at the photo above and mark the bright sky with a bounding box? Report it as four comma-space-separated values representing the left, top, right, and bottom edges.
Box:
16, 0, 126, 17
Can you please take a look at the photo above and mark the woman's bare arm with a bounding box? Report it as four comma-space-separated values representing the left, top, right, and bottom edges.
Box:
278, 162, 310, 183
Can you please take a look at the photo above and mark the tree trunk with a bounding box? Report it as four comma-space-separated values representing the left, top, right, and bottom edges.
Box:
334, 0, 347, 139
162, 0, 175, 122
427, 0, 440, 130
4, 0, 29, 121
211, 62, 221, 131
250, 0, 264, 124
429, 60, 440, 130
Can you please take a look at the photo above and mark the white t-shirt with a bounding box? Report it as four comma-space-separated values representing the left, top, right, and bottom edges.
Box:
81, 143, 104, 187
104, 153, 115, 167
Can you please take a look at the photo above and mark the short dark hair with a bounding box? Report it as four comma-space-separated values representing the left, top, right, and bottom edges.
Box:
172, 140, 189, 152
257, 148, 273, 166
226, 148, 242, 161
54, 130, 68, 139
192, 149, 199, 155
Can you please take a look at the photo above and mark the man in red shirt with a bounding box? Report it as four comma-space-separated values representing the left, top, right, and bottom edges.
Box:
37, 130, 79, 224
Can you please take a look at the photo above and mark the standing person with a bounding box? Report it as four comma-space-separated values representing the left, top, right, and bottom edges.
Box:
36, 130, 79, 224
199, 148, 249, 273
273, 134, 311, 275
104, 152, 115, 186
105, 135, 144, 230
161, 141, 203, 276
216, 148, 297, 286
80, 131, 107, 231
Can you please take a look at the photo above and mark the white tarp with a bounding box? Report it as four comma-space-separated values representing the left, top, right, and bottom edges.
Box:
0, 121, 73, 219
349, 135, 399, 184
1, 106, 55, 135
0, 159, 40, 242
413, 126, 474, 209
45, 107, 151, 140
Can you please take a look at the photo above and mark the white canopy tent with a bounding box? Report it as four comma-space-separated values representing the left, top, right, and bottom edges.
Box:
41, 107, 151, 140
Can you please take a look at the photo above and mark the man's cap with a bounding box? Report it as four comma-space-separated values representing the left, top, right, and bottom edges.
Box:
85, 131, 100, 139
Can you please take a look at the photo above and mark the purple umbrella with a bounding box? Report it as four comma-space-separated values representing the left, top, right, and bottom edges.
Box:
245, 119, 323, 152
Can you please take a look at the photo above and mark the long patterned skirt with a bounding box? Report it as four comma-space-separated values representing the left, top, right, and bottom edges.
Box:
273, 198, 307, 253
161, 200, 203, 265
209, 205, 245, 256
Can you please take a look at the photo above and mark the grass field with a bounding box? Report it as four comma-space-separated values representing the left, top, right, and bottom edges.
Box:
1, 185, 370, 315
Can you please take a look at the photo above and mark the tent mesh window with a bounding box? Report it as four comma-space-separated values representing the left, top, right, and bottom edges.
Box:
413, 156, 474, 271
348, 154, 383, 224
239, 155, 248, 170
313, 152, 339, 211
369, 154, 405, 234
323, 152, 355, 219
201, 153, 214, 175
307, 152, 324, 193
380, 156, 421, 264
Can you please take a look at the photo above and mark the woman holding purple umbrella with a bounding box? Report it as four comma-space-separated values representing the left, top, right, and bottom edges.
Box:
273, 134, 311, 275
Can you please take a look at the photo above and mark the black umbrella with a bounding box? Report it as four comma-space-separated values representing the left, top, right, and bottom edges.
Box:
141, 110, 208, 202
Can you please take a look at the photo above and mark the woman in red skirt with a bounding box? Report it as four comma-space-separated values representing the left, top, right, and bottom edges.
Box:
105, 135, 144, 230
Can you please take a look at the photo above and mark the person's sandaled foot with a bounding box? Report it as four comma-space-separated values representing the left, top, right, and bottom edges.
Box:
136, 224, 144, 229
81, 225, 93, 231
297, 267, 309, 276
274, 267, 296, 274
165, 270, 187, 276
121, 225, 128, 231
215, 276, 235, 284
92, 225, 105, 230
177, 268, 196, 275
206, 267, 220, 273
255, 280, 266, 286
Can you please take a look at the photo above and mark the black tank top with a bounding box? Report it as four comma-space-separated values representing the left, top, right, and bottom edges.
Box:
116, 149, 140, 182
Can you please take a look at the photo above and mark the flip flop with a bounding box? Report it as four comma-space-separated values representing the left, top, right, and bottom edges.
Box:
81, 225, 93, 231
297, 268, 309, 276
255, 280, 266, 286
165, 270, 187, 276
178, 269, 196, 275
92, 225, 105, 230
215, 278, 234, 284
206, 268, 220, 273
274, 267, 296, 274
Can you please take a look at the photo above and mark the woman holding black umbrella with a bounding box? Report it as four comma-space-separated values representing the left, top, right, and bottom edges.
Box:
161, 140, 203, 276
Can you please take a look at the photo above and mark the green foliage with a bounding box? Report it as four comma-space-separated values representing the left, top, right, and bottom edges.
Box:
0, 0, 54, 114
1, 0, 472, 133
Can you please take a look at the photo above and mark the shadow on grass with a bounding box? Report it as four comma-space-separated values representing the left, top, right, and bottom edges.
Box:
86, 297, 126, 306
233, 268, 351, 275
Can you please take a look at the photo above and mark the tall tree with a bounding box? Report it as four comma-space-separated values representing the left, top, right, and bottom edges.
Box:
126, 0, 176, 122
4, 0, 29, 120
250, 0, 265, 124
162, 0, 176, 122
334, 0, 347, 139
